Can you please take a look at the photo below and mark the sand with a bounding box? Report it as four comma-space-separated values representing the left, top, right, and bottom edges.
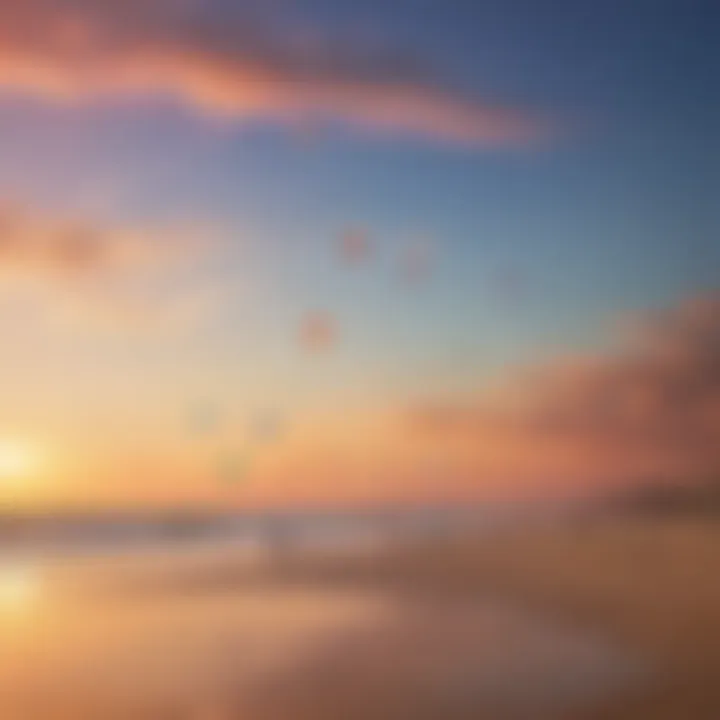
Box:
0, 512, 718, 719
314, 513, 720, 719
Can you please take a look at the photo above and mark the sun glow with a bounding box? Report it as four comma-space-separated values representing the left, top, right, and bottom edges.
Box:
0, 439, 42, 482
0, 565, 42, 613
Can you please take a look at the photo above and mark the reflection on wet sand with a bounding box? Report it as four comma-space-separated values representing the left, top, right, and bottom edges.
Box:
0, 563, 42, 613
0, 543, 642, 720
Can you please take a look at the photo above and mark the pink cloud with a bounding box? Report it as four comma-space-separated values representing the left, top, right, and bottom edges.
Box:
0, 0, 542, 146
411, 292, 720, 495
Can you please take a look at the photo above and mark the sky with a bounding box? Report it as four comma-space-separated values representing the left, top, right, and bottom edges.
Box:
0, 0, 717, 509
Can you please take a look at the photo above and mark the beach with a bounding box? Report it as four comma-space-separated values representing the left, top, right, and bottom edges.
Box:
312, 512, 720, 719
1, 510, 717, 719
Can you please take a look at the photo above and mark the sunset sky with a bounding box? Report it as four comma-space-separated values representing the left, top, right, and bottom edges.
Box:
0, 0, 716, 508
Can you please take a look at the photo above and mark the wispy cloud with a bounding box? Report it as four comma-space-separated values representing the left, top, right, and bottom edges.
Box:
0, 0, 541, 145
0, 203, 183, 276
0, 202, 214, 333
411, 292, 720, 494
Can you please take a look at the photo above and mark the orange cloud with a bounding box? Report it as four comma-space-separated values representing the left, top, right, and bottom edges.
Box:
0, 203, 213, 333
412, 292, 720, 496
0, 203, 182, 276
0, 0, 541, 145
